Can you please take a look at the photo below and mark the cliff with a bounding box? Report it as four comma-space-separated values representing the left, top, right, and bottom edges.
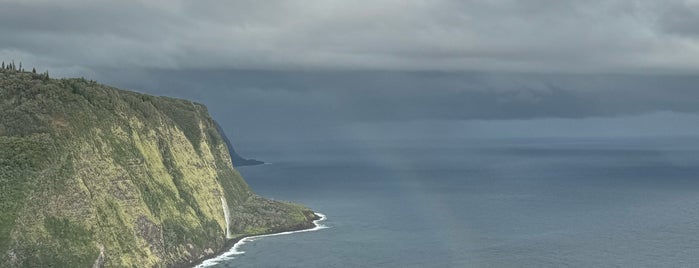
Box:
0, 69, 317, 267
213, 121, 264, 167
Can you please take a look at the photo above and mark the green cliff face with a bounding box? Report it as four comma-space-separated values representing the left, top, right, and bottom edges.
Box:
0, 70, 316, 267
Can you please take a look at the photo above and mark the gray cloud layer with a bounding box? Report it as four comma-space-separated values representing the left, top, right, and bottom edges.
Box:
3, 0, 699, 73
3, 0, 699, 142
94, 70, 699, 141
108, 70, 699, 119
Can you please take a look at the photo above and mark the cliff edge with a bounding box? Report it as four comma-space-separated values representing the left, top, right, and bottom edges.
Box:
0, 69, 316, 267
213, 121, 265, 167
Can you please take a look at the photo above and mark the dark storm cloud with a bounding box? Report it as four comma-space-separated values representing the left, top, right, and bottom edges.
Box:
97, 69, 699, 123
88, 69, 699, 143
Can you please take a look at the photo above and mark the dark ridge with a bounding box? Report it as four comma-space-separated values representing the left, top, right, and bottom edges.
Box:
213, 120, 265, 166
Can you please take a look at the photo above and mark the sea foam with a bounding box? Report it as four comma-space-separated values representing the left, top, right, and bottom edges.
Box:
196, 213, 328, 267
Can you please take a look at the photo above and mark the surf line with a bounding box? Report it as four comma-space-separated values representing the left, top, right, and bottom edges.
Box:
196, 213, 328, 267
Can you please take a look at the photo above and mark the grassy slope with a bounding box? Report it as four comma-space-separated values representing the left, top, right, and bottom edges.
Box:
0, 70, 316, 267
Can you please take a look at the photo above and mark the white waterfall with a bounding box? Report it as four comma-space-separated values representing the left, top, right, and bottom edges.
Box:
220, 197, 232, 239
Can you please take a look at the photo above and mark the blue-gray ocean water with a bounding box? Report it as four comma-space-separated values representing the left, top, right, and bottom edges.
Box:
214, 136, 699, 267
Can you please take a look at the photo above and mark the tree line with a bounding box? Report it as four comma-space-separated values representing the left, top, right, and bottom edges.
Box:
1, 60, 49, 79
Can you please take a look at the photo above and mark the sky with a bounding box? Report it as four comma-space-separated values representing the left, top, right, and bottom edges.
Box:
2, 0, 699, 146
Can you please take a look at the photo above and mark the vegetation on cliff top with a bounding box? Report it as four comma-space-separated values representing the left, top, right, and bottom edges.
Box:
0, 66, 316, 267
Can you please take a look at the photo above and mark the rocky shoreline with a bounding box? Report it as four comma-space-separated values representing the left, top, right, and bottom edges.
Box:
182, 212, 323, 268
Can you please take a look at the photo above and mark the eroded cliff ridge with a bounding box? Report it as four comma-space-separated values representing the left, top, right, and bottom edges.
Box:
0, 69, 316, 267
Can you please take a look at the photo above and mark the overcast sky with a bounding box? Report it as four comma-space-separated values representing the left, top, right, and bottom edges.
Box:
4, 0, 699, 73
2, 0, 699, 144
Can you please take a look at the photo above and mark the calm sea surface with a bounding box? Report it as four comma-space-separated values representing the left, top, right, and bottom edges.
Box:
211, 137, 699, 267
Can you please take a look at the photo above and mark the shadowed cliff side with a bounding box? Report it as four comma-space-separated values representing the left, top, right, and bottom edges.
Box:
0, 68, 316, 267
213, 121, 264, 167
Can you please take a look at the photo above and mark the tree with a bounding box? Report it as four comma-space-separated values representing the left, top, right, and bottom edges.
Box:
1, 61, 4, 69
32, 68, 36, 74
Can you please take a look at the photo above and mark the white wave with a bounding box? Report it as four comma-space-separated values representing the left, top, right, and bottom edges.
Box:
195, 213, 328, 267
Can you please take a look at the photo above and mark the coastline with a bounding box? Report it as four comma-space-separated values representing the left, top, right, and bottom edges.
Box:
189, 213, 327, 268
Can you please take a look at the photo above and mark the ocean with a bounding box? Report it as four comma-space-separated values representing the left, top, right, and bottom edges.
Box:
205, 136, 699, 267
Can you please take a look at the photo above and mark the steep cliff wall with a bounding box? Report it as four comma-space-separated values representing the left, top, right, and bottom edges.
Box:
0, 70, 316, 267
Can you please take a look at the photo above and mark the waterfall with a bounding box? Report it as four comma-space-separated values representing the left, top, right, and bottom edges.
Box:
91, 244, 105, 268
220, 197, 232, 239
